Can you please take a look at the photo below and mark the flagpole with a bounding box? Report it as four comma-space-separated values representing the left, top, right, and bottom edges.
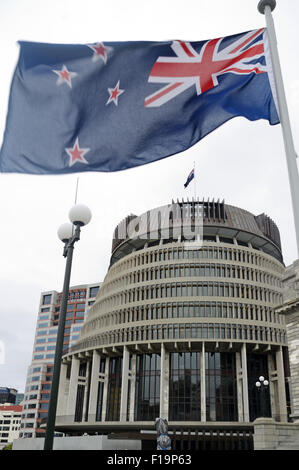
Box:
193, 161, 196, 200
74, 176, 79, 204
258, 0, 299, 258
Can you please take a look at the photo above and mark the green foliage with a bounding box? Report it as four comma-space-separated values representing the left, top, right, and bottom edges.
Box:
1, 443, 13, 450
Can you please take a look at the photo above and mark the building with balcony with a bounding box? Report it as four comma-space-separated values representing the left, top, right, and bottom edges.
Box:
55, 199, 290, 450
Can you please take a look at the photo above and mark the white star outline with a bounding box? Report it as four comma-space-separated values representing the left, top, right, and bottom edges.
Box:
52, 64, 78, 89
87, 42, 113, 64
65, 137, 90, 167
106, 80, 125, 106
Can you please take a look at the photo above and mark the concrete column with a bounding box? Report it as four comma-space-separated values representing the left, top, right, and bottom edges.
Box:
67, 355, 80, 418
129, 354, 137, 421
235, 352, 244, 421
276, 347, 288, 421
101, 357, 110, 421
200, 342, 206, 421
83, 360, 91, 422
120, 346, 130, 422
159, 343, 169, 419
241, 343, 250, 421
56, 362, 69, 417
88, 350, 101, 421
268, 353, 278, 420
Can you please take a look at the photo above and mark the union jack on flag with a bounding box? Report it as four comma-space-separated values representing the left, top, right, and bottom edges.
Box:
0, 28, 279, 175
145, 29, 268, 107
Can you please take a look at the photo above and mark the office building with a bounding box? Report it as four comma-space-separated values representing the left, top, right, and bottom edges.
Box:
19, 282, 101, 438
0, 404, 22, 449
0, 387, 17, 405
15, 393, 24, 406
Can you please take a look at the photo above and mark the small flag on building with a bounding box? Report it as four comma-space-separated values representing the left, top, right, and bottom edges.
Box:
184, 168, 195, 188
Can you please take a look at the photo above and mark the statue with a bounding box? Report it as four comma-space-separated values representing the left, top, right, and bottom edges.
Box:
155, 417, 171, 450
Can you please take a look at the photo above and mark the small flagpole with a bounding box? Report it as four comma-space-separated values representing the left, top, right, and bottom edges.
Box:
258, 0, 299, 257
71, 177, 80, 236
74, 177, 79, 204
193, 161, 196, 200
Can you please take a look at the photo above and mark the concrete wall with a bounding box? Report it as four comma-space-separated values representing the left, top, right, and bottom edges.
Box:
12, 435, 141, 451
253, 418, 299, 450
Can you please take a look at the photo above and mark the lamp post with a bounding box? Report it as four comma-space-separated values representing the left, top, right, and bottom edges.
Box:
255, 376, 269, 418
43, 204, 92, 450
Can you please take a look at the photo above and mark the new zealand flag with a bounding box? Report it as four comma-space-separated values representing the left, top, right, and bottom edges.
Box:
184, 168, 195, 188
0, 28, 279, 174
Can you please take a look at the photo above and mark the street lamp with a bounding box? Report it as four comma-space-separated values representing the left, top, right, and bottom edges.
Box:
255, 375, 269, 418
43, 204, 92, 450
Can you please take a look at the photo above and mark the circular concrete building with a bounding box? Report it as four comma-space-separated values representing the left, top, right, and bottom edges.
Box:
56, 199, 289, 450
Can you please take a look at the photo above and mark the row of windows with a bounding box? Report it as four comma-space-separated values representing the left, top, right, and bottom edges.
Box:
34, 345, 56, 352
74, 322, 286, 354
103, 264, 282, 297
84, 302, 283, 338
35, 337, 56, 344
94, 281, 282, 319
108, 245, 283, 280
33, 354, 55, 360
42, 287, 99, 308
36, 328, 57, 337
57, 290, 86, 303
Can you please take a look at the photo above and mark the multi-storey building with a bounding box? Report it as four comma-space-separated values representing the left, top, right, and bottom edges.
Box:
0, 404, 22, 448
0, 387, 17, 405
55, 199, 290, 450
20, 282, 101, 438
15, 393, 24, 406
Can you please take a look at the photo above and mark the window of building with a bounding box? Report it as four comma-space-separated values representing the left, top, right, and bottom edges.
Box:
95, 382, 104, 421
41, 384, 51, 390
169, 352, 201, 421
247, 353, 271, 421
42, 294, 52, 305
75, 311, 84, 318
106, 357, 123, 421
134, 354, 160, 421
76, 303, 86, 309
39, 403, 48, 410
39, 315, 49, 320
205, 352, 238, 422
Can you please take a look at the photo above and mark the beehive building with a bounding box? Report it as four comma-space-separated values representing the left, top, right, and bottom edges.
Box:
56, 199, 289, 449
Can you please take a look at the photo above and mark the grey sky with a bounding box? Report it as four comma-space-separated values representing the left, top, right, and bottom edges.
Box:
0, 0, 298, 392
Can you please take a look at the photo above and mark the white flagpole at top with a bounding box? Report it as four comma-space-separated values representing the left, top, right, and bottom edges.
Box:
258, 0, 299, 258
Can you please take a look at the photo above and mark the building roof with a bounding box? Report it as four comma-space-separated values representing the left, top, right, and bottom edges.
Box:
110, 199, 283, 266
0, 405, 22, 412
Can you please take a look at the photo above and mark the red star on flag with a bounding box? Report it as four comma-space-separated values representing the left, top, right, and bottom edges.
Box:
52, 65, 77, 88
87, 42, 111, 63
65, 138, 90, 167
106, 80, 125, 106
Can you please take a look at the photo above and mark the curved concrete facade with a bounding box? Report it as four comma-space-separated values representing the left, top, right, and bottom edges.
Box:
56, 200, 289, 446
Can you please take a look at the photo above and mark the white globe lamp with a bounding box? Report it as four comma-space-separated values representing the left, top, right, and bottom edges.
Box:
69, 204, 92, 226
57, 222, 74, 242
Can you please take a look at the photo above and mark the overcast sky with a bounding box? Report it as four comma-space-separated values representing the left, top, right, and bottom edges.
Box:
0, 0, 299, 393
